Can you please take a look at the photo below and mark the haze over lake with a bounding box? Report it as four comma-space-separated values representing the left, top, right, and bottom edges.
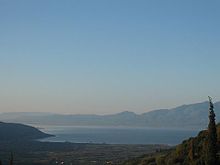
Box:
39, 125, 199, 145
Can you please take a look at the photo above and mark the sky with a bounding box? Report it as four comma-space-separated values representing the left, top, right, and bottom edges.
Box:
0, 0, 220, 114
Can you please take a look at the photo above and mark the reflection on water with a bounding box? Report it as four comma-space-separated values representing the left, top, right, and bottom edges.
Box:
37, 125, 199, 145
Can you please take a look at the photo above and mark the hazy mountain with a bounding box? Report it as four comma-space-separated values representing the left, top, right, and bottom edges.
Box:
0, 101, 219, 129
140, 101, 220, 128
0, 122, 52, 141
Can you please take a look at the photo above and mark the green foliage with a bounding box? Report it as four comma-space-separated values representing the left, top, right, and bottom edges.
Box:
123, 98, 220, 165
122, 124, 220, 165
155, 155, 165, 165
140, 156, 156, 164
206, 98, 217, 165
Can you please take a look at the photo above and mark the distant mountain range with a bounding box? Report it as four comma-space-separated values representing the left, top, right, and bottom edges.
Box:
0, 101, 219, 129
0, 122, 52, 141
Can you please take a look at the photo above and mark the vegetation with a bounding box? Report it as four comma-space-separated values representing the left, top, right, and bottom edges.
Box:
122, 124, 220, 165
0, 121, 169, 164
122, 98, 220, 165
0, 141, 168, 165
0, 122, 52, 141
1, 99, 219, 164
206, 97, 217, 165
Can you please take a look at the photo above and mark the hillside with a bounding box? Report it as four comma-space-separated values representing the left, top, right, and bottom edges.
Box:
0, 122, 52, 141
122, 123, 220, 165
0, 101, 219, 129
140, 101, 220, 128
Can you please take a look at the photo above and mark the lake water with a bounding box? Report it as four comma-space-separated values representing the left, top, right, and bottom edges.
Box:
38, 125, 199, 145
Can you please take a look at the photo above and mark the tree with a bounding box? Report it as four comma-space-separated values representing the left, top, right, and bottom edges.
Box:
206, 96, 217, 165
9, 152, 13, 165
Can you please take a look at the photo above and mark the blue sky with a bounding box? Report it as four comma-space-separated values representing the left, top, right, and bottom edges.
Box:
0, 0, 220, 114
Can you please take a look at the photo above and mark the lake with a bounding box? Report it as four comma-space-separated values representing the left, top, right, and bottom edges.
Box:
38, 125, 199, 145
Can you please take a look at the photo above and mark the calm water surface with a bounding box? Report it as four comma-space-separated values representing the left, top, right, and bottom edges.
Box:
38, 125, 199, 145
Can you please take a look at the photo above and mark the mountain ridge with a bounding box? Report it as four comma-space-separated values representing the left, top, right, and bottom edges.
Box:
0, 101, 219, 129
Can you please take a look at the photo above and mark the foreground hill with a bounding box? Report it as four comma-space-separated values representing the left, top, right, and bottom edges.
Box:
1, 101, 219, 129
0, 122, 52, 141
122, 123, 220, 165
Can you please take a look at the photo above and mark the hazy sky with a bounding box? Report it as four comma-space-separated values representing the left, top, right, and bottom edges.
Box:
0, 0, 220, 114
